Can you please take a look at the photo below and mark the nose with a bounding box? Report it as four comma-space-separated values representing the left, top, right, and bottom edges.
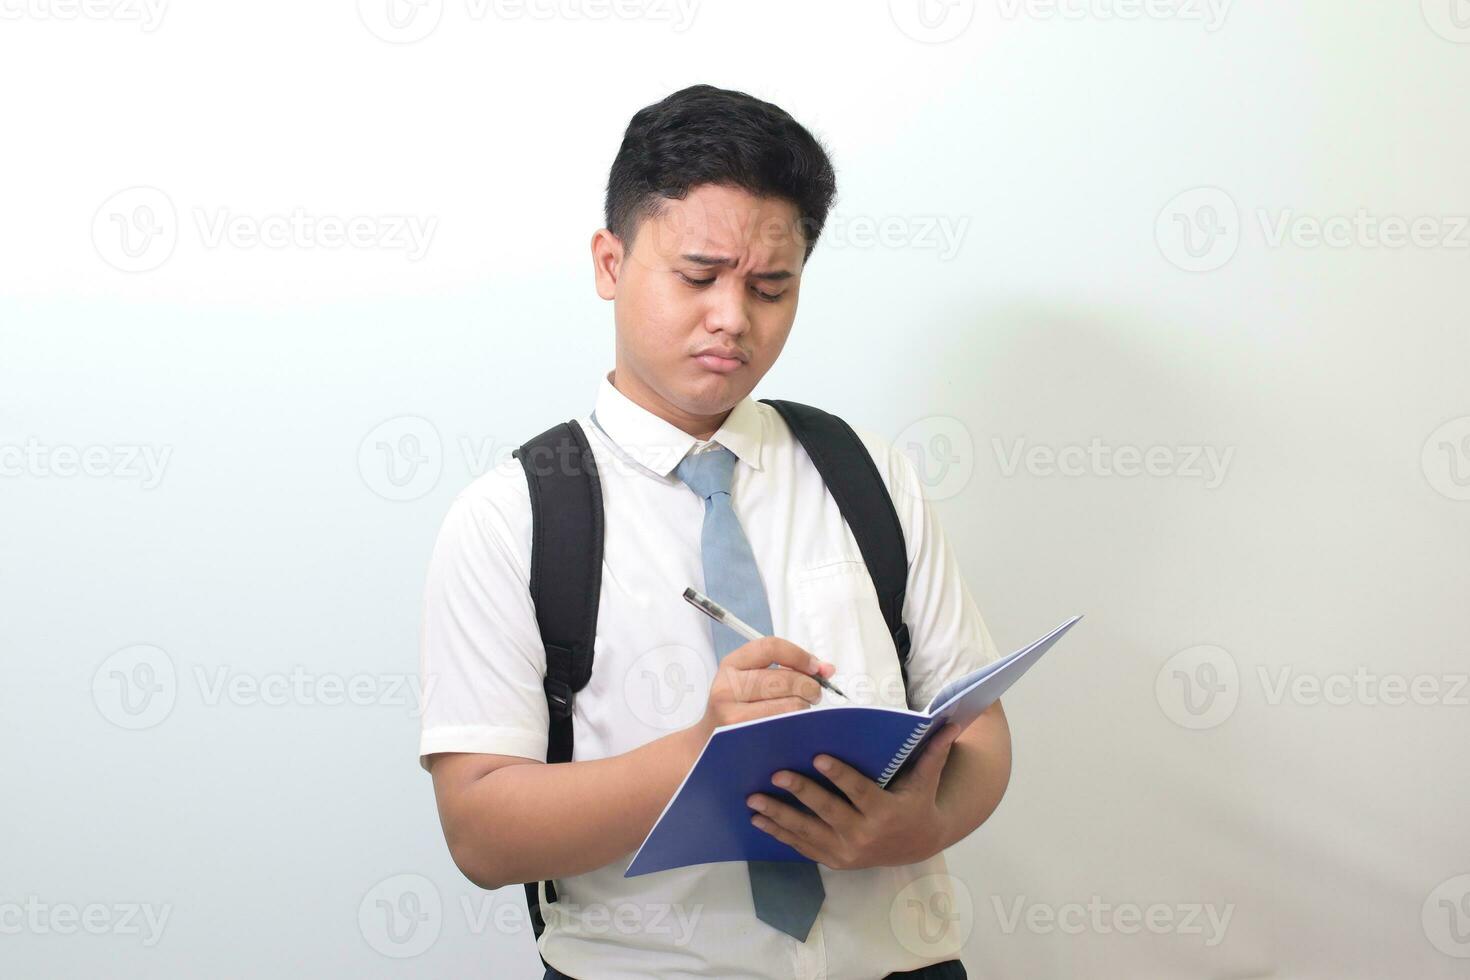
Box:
701, 277, 752, 337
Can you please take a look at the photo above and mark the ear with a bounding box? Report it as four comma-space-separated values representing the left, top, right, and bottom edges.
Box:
591, 228, 623, 300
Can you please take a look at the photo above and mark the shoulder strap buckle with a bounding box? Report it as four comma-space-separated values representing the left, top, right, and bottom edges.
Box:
543, 675, 575, 721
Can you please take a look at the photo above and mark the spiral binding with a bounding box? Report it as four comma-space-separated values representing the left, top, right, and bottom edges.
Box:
878, 720, 934, 787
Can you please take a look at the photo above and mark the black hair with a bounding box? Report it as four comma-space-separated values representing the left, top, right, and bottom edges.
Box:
604, 84, 837, 264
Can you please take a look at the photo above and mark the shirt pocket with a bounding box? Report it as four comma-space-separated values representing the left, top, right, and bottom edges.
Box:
791, 557, 906, 708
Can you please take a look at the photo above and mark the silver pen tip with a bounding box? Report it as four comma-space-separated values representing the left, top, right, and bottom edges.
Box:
682, 588, 722, 619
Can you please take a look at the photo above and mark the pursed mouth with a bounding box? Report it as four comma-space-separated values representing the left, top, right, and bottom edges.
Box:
692, 352, 746, 373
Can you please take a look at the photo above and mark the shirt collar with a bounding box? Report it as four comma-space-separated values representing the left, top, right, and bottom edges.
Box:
590, 370, 765, 479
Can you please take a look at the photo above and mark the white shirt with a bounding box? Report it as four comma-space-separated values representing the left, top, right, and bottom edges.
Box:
418, 370, 1001, 979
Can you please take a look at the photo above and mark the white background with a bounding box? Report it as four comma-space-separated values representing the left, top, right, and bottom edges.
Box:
2, 0, 1468, 976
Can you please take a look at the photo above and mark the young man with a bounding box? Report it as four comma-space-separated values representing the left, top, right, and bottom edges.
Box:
419, 84, 1010, 979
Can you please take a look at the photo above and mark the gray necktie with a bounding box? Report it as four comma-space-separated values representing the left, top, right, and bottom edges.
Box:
674, 444, 826, 943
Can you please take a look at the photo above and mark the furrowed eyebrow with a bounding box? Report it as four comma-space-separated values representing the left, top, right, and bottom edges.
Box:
680, 253, 795, 282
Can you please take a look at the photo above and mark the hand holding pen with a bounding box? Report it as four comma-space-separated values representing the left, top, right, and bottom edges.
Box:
683, 587, 848, 700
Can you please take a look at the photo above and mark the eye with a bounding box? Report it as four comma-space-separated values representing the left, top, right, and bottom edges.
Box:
678, 271, 785, 302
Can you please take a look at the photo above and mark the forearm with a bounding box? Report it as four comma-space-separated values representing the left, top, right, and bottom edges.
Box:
447, 724, 707, 889
932, 700, 1012, 851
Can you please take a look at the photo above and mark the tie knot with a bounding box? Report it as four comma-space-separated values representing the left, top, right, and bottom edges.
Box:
674, 445, 736, 500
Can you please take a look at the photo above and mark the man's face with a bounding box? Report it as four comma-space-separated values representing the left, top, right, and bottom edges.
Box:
593, 183, 807, 434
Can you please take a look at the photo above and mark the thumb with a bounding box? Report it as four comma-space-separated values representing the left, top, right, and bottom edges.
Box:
905, 722, 962, 793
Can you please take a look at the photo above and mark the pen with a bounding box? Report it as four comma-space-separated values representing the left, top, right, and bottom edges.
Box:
681, 586, 848, 700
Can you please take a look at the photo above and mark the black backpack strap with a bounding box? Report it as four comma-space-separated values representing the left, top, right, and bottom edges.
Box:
510, 417, 604, 962
759, 399, 914, 686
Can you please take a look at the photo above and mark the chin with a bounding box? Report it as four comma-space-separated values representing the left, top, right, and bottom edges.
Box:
678, 372, 746, 412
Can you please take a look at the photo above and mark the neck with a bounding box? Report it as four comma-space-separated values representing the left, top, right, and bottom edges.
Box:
608, 367, 730, 441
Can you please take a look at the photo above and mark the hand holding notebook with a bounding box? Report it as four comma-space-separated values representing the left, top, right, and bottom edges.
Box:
625, 614, 1083, 877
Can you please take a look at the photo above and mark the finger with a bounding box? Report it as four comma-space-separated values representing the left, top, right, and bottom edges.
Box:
725, 636, 829, 677
810, 753, 881, 813
747, 790, 835, 843
750, 814, 833, 865
763, 770, 857, 832
904, 722, 962, 793
740, 696, 814, 720
766, 662, 830, 701
730, 666, 822, 705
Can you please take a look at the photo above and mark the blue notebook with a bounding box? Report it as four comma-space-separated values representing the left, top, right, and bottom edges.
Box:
625, 614, 1083, 877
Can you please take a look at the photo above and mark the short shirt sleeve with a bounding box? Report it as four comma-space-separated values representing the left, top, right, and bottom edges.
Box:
857, 429, 1001, 712
417, 459, 550, 770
